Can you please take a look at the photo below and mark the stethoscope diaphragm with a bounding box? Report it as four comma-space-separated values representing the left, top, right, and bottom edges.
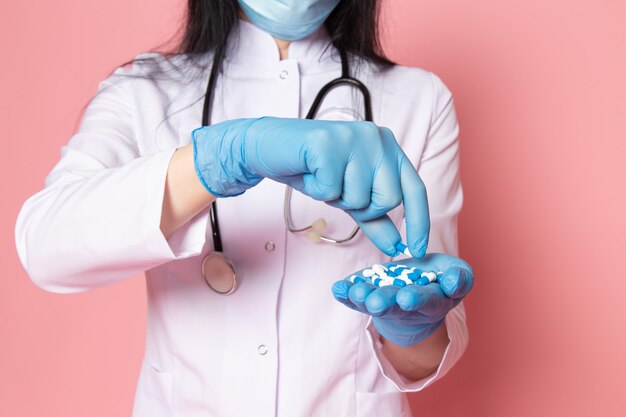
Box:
202, 252, 237, 294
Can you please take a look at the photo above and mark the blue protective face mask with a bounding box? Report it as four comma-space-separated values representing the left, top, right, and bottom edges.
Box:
238, 0, 342, 41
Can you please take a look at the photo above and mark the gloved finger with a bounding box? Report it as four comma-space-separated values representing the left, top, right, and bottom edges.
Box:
364, 286, 401, 317
343, 195, 401, 224
346, 159, 402, 222
354, 215, 402, 257
348, 282, 377, 311
331, 280, 361, 312
246, 117, 311, 177
395, 284, 456, 317
301, 151, 346, 202
334, 157, 374, 210
439, 266, 474, 299
399, 156, 430, 258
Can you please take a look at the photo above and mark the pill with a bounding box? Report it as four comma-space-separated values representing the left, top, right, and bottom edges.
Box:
421, 271, 438, 282
362, 269, 375, 277
349, 275, 366, 284
406, 271, 422, 282
416, 277, 428, 286
395, 242, 412, 257
417, 271, 438, 286
391, 265, 409, 273
372, 264, 387, 275
392, 278, 408, 287
373, 277, 391, 287
398, 272, 412, 281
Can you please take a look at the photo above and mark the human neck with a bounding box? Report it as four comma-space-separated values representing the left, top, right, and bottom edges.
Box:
273, 37, 291, 60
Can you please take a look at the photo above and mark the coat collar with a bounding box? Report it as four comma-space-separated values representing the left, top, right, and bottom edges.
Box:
224, 18, 339, 74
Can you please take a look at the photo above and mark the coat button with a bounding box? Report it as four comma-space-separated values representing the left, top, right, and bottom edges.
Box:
257, 345, 268, 355
265, 241, 275, 252
279, 70, 289, 79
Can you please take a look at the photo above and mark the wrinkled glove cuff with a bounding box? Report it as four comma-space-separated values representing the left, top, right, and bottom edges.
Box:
191, 119, 264, 198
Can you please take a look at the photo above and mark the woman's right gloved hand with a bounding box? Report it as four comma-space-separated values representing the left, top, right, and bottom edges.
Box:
191, 116, 430, 258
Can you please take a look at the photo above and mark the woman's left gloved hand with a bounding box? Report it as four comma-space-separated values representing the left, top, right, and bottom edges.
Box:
331, 253, 474, 347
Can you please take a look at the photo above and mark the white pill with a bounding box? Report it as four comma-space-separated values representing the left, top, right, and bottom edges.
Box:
379, 274, 396, 282
398, 273, 412, 282
393, 275, 412, 285
372, 264, 388, 276
420, 271, 438, 282
362, 269, 375, 277
349, 275, 367, 284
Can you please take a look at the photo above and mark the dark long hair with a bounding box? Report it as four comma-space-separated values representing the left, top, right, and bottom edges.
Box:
119, 0, 393, 77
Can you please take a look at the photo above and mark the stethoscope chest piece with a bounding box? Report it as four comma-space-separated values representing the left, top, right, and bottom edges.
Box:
202, 252, 237, 294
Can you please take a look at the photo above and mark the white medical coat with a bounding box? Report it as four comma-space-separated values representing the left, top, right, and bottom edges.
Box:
15, 19, 468, 417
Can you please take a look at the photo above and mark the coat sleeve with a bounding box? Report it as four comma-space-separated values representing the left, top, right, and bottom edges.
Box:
365, 71, 470, 391
15, 62, 208, 294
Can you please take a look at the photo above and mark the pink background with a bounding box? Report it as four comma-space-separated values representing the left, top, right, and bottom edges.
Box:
2, 0, 625, 416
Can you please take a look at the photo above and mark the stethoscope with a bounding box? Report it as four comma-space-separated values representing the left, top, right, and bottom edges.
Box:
201, 47, 373, 295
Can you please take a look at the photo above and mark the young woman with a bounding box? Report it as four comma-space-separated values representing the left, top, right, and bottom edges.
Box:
16, 1, 474, 415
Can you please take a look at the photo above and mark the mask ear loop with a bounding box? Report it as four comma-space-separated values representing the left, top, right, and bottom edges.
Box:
200, 48, 237, 295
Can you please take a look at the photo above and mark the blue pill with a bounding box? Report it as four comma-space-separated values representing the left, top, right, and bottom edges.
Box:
392, 279, 407, 287
374, 278, 391, 287
407, 271, 420, 281
353, 276, 366, 284
421, 271, 438, 283
395, 242, 411, 256
417, 277, 430, 286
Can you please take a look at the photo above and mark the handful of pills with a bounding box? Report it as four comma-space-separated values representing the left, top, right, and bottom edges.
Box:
347, 242, 442, 288
349, 263, 442, 288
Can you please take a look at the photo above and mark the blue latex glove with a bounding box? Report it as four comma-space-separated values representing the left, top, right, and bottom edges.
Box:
331, 253, 474, 347
192, 117, 430, 257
